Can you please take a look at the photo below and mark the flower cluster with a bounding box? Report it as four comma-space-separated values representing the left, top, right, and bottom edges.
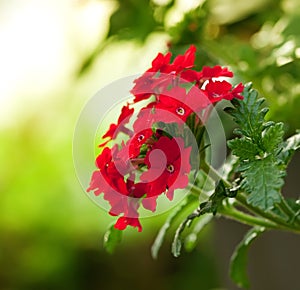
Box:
88, 45, 244, 231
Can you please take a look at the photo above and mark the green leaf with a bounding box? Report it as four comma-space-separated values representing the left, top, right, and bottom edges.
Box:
172, 232, 182, 258
228, 138, 260, 160
225, 84, 289, 211
262, 122, 285, 153
151, 195, 195, 259
241, 156, 284, 210
108, 0, 158, 42
184, 214, 213, 252
103, 223, 123, 254
278, 130, 300, 164
230, 227, 265, 289
225, 83, 268, 139
171, 180, 231, 257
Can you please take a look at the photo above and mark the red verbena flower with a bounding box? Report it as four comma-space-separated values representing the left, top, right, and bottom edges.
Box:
130, 45, 197, 103
115, 216, 142, 232
127, 128, 154, 159
99, 103, 134, 147
140, 136, 191, 211
204, 80, 244, 103
87, 44, 245, 232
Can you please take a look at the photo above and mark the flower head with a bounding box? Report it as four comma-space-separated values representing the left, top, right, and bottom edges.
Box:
87, 44, 244, 232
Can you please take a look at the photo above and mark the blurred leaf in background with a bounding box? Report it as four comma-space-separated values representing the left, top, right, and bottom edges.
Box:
80, 0, 300, 130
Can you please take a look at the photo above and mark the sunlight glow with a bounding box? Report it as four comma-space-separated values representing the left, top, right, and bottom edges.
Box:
0, 0, 112, 127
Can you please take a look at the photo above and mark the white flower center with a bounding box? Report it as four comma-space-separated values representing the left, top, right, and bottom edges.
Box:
166, 164, 175, 173
176, 107, 185, 115
137, 134, 145, 142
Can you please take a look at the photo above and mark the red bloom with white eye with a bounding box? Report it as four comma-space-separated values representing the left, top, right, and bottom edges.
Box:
155, 87, 193, 123
140, 136, 191, 211
203, 80, 244, 103
130, 45, 197, 103
154, 86, 211, 123
87, 44, 245, 232
128, 128, 154, 159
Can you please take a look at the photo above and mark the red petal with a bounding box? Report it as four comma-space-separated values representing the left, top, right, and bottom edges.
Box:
114, 216, 142, 232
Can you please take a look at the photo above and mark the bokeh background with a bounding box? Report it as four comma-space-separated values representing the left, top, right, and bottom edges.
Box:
1, 0, 300, 289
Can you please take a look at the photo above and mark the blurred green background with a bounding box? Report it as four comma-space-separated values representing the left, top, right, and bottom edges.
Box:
1, 0, 300, 289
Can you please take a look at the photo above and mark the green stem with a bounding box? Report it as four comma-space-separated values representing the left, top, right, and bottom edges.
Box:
234, 193, 300, 230
201, 161, 231, 187
199, 163, 300, 233
187, 182, 210, 201
219, 202, 300, 234
218, 202, 277, 229
278, 197, 300, 225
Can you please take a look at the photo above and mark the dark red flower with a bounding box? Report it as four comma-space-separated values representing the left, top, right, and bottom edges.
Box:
200, 65, 233, 79
99, 104, 134, 147
130, 45, 198, 103
171, 45, 196, 73
107, 179, 147, 216
88, 44, 245, 233
156, 86, 191, 120
156, 86, 210, 122
87, 146, 148, 230
128, 128, 154, 159
115, 216, 142, 232
87, 146, 128, 197
130, 52, 172, 103
149, 51, 172, 73
181, 65, 234, 85
140, 136, 191, 211
203, 80, 244, 103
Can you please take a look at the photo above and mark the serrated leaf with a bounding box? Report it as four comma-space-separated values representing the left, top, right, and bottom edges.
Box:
228, 138, 260, 160
103, 224, 123, 254
262, 122, 285, 153
241, 156, 284, 210
225, 84, 291, 211
230, 227, 265, 289
226, 83, 267, 139
151, 195, 195, 259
